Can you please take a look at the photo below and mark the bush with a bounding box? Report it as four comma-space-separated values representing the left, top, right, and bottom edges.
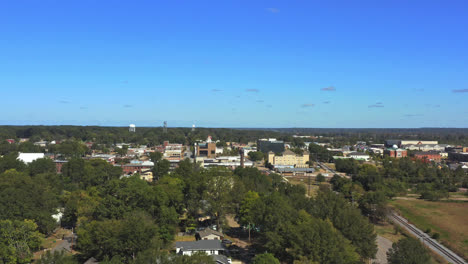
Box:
316, 174, 326, 183
424, 228, 431, 234
387, 237, 430, 264
431, 232, 440, 240
419, 190, 448, 201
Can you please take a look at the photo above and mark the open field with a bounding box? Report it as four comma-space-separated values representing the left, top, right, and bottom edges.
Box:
390, 199, 468, 260
287, 176, 322, 197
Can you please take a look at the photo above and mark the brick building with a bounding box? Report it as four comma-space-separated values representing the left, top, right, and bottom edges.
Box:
384, 148, 408, 158
413, 152, 441, 163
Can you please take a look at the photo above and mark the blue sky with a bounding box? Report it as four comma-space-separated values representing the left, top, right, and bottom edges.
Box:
1, 0, 467, 128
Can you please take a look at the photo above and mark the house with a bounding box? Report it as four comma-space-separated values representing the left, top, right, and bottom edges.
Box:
196, 228, 224, 240
268, 150, 309, 168
17, 153, 45, 164
176, 240, 225, 256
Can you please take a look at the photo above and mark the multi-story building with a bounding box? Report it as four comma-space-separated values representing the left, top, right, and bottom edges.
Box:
402, 143, 449, 152
384, 140, 438, 148
257, 138, 285, 153
196, 156, 253, 169
118, 160, 154, 174
413, 152, 441, 163
384, 148, 408, 158
448, 152, 468, 162
268, 150, 309, 168
195, 136, 217, 158
164, 145, 184, 161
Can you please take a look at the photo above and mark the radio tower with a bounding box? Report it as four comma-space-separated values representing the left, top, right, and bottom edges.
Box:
163, 121, 167, 133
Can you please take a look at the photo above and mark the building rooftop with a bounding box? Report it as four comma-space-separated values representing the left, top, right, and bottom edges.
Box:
349, 152, 369, 156
176, 240, 225, 251
17, 153, 45, 164
196, 228, 223, 238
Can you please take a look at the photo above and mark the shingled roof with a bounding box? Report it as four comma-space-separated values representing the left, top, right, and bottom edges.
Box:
196, 228, 223, 239
176, 240, 225, 251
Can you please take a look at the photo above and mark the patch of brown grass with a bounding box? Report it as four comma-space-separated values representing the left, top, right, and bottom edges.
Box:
390, 199, 468, 260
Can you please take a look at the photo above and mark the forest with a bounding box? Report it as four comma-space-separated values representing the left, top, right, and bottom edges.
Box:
1, 151, 379, 263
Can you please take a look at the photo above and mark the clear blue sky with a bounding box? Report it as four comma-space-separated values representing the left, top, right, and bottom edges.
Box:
1, 0, 467, 128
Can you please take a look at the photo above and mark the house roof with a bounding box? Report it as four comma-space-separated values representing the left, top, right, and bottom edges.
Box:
176, 240, 225, 251
349, 152, 369, 156
17, 153, 45, 164
196, 228, 223, 238
213, 255, 230, 264
282, 149, 296, 155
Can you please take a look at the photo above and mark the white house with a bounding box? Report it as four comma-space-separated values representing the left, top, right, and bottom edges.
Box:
175, 240, 225, 256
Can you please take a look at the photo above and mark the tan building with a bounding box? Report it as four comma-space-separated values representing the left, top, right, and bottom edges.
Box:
195, 136, 217, 158
268, 150, 309, 168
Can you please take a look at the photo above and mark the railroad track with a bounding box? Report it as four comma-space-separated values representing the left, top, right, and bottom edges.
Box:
390, 213, 466, 264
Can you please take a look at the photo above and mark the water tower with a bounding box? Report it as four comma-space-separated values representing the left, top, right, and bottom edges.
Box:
129, 124, 136, 132
192, 124, 196, 132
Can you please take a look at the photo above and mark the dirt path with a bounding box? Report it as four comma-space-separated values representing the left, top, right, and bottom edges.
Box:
372, 235, 392, 264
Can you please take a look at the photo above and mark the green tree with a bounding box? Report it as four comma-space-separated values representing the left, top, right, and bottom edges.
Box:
316, 174, 325, 183
77, 211, 160, 262
28, 158, 56, 176
0, 170, 59, 234
238, 191, 260, 241
387, 237, 430, 264
153, 159, 170, 180
149, 152, 163, 163
0, 219, 43, 264
248, 151, 264, 162
252, 253, 280, 264
203, 168, 234, 231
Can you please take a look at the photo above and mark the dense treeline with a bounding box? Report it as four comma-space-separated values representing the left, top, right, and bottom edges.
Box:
0, 126, 284, 147
273, 127, 468, 146
0, 150, 378, 263
2, 126, 468, 150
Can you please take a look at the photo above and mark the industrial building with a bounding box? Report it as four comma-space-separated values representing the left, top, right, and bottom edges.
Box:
257, 138, 285, 153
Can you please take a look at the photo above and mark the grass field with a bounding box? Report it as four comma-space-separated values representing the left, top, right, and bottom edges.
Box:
287, 176, 322, 197
390, 199, 468, 260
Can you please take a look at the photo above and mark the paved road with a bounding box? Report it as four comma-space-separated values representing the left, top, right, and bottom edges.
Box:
389, 213, 467, 264
372, 236, 392, 264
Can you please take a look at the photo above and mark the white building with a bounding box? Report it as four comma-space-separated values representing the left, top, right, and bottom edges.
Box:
176, 240, 225, 256
347, 152, 371, 161
17, 153, 45, 164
